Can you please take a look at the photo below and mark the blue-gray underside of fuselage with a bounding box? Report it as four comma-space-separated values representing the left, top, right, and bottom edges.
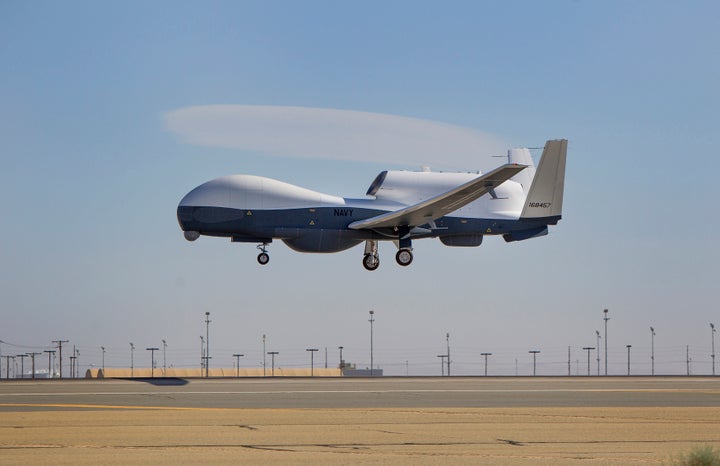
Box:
177, 205, 556, 248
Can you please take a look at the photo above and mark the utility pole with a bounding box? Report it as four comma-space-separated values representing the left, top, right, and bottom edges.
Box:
101, 346, 106, 372
369, 310, 375, 376
4, 356, 15, 379
44, 350, 55, 378
437, 355, 447, 376
130, 343, 135, 377
27, 352, 41, 379
69, 355, 76, 379
686, 345, 691, 376
626, 345, 632, 376
75, 347, 80, 378
52, 340, 69, 379
233, 354, 244, 378
267, 351, 278, 376
582, 347, 595, 376
446, 333, 451, 377
306, 348, 318, 376
650, 327, 656, 376
529, 350, 540, 376
16, 354, 28, 379
338, 346, 344, 372
603, 309, 609, 376
147, 347, 159, 378
205, 312, 211, 378
324, 347, 327, 369
711, 323, 716, 376
162, 340, 167, 376
481, 353, 492, 376
596, 330, 601, 376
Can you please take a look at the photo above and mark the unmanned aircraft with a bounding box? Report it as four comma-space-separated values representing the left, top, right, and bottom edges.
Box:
177, 139, 567, 270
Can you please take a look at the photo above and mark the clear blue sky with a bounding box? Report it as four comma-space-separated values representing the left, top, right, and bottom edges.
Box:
1, 1, 718, 376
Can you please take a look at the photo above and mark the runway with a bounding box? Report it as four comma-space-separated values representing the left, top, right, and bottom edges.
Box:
1, 376, 719, 410
1, 377, 719, 465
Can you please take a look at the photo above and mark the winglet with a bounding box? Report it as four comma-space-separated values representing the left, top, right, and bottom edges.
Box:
520, 139, 567, 221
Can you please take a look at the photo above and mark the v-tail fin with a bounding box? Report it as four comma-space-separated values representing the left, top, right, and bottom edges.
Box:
520, 139, 567, 222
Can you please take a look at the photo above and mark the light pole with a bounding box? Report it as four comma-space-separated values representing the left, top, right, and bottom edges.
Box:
130, 343, 135, 377
200, 336, 205, 372
306, 348, 318, 376
162, 339, 167, 376
603, 309, 609, 375
583, 347, 595, 376
16, 354, 28, 379
529, 350, 540, 376
437, 355, 447, 376
205, 312, 211, 378
338, 346, 344, 372
147, 347, 159, 378
650, 327, 656, 376
711, 323, 716, 376
481, 353, 492, 376
233, 354, 244, 378
267, 351, 278, 376
369, 310, 375, 376
101, 346, 106, 372
595, 330, 601, 376
263, 334, 267, 377
446, 333, 451, 377
626, 345, 632, 376
52, 340, 68, 379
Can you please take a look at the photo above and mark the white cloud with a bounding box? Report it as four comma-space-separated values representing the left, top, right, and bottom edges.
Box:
164, 105, 509, 169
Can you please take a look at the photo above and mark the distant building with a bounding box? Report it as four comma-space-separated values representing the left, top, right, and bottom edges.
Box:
341, 361, 383, 377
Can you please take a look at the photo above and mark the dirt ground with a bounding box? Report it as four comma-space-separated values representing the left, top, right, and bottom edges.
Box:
1, 406, 719, 464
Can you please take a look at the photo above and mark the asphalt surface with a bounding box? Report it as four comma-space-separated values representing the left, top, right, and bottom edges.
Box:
1, 376, 719, 410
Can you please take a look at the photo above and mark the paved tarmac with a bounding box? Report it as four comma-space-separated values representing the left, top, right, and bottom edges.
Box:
1, 376, 719, 410
2, 377, 719, 465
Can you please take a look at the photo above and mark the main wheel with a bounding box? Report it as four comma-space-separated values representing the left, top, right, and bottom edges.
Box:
257, 252, 270, 265
363, 253, 380, 271
395, 249, 413, 266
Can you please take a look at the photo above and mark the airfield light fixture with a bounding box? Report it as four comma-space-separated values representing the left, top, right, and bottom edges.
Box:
369, 311, 375, 376
306, 349, 319, 376
205, 312, 211, 378
650, 327, 656, 376
130, 343, 135, 377
603, 309, 610, 375
710, 323, 716, 376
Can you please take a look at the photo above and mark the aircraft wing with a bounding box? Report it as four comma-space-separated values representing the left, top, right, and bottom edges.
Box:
348, 164, 526, 230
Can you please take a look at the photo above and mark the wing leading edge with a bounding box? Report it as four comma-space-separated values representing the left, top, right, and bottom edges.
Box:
348, 164, 527, 230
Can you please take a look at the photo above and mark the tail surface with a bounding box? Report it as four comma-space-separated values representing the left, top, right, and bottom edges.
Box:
520, 139, 567, 222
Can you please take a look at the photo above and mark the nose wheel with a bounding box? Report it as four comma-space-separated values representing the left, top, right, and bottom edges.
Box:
257, 243, 270, 265
395, 248, 413, 266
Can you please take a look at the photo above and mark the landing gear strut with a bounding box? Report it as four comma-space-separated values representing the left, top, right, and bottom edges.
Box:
257, 243, 270, 265
395, 226, 413, 266
362, 240, 379, 271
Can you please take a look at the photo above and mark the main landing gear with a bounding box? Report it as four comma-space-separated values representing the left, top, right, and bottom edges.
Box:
257, 243, 270, 265
361, 240, 414, 270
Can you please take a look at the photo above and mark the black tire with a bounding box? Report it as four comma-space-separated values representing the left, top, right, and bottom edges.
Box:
363, 254, 379, 271
257, 252, 270, 265
395, 249, 413, 266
